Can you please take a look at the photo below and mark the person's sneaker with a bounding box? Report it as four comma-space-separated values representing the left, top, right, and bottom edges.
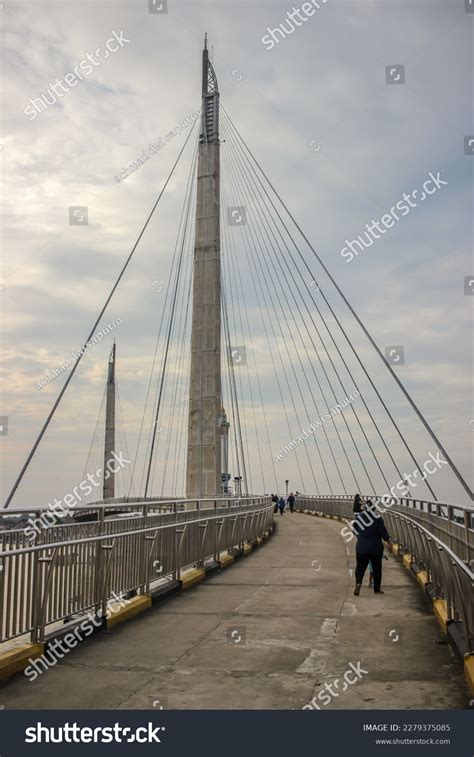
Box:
374, 590, 385, 594
353, 584, 361, 596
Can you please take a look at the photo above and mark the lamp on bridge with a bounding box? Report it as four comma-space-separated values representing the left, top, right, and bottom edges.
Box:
285, 479, 289, 496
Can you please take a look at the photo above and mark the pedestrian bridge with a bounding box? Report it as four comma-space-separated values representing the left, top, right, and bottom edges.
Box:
0, 496, 472, 709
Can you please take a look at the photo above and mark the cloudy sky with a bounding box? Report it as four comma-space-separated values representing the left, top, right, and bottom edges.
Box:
1, 0, 472, 510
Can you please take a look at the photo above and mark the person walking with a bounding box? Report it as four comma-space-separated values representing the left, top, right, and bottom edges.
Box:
287, 492, 295, 513
353, 493, 362, 513
271, 494, 278, 514
353, 500, 392, 595
278, 496, 285, 516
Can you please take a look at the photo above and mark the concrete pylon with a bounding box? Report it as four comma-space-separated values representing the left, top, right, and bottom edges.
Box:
103, 341, 116, 500
186, 36, 222, 498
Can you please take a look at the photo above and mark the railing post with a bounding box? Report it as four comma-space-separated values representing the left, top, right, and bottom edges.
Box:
139, 504, 149, 593
173, 502, 178, 580
464, 509, 472, 567
30, 547, 42, 643
214, 501, 218, 560
94, 509, 105, 617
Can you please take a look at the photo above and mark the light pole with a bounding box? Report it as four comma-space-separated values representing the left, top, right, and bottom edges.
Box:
285, 479, 289, 496
234, 476, 242, 498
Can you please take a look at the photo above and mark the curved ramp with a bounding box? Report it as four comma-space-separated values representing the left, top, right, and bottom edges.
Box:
0, 513, 469, 710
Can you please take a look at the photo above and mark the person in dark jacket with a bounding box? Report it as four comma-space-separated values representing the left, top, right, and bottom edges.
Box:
271, 494, 278, 514
353, 493, 362, 513
278, 497, 285, 515
353, 501, 392, 595
287, 493, 295, 513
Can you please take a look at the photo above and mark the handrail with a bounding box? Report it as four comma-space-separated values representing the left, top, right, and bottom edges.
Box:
0, 497, 273, 645
0, 503, 271, 557
1, 495, 267, 515
296, 495, 474, 655
297, 494, 473, 567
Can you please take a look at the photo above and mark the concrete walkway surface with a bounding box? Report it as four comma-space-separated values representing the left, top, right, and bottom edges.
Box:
0, 513, 469, 710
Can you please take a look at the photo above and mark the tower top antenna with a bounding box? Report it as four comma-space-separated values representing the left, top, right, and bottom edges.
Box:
204, 32, 207, 50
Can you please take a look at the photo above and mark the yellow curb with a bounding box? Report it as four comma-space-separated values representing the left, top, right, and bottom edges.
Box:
433, 598, 449, 634
0, 643, 44, 682
180, 567, 205, 592
107, 595, 151, 629
243, 543, 253, 556
464, 654, 474, 695
416, 569, 430, 589
392, 543, 400, 556
402, 553, 413, 569
218, 552, 234, 568
256, 536, 264, 546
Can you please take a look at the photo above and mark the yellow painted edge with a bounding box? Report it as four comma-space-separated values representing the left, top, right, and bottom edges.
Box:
392, 543, 400, 556
433, 598, 448, 634
218, 552, 234, 568
464, 654, 474, 695
256, 536, 263, 546
107, 595, 151, 629
0, 643, 44, 682
417, 569, 429, 588
180, 567, 205, 591
243, 543, 253, 556
402, 553, 413, 569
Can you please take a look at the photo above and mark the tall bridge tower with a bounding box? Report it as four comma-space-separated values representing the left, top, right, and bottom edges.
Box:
103, 341, 116, 500
186, 36, 222, 498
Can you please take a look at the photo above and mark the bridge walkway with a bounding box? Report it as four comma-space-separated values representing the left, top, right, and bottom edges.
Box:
0, 512, 468, 709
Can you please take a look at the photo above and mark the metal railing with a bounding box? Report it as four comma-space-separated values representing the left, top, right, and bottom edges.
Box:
0, 497, 273, 645
295, 494, 473, 567
296, 495, 474, 655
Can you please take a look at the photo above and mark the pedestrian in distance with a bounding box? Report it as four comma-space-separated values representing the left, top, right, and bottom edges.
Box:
288, 492, 295, 513
278, 496, 285, 516
353, 500, 392, 595
271, 494, 279, 513
353, 493, 362, 513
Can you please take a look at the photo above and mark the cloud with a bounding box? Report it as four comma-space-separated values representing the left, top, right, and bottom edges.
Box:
1, 1, 471, 508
